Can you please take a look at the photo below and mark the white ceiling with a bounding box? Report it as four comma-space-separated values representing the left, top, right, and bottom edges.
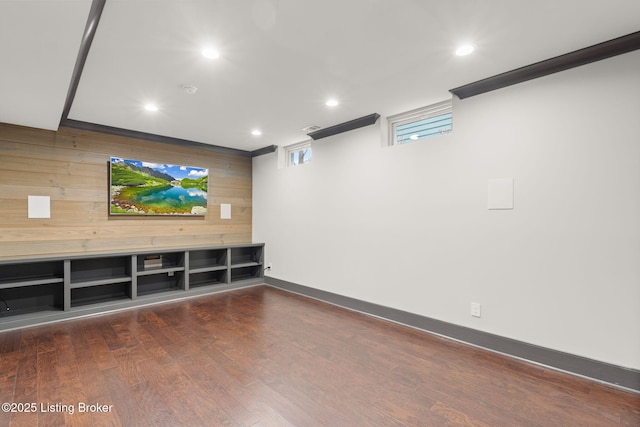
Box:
2, 0, 640, 152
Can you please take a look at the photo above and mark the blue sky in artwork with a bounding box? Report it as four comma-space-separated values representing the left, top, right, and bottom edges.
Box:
111, 157, 208, 180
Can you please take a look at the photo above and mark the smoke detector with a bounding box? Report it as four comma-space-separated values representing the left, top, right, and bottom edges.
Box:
182, 85, 198, 94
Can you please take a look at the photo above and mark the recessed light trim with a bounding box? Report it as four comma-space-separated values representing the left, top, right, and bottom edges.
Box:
201, 47, 220, 60
455, 45, 475, 56
325, 99, 339, 107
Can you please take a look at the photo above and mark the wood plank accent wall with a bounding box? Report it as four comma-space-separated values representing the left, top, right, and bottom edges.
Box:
0, 123, 252, 260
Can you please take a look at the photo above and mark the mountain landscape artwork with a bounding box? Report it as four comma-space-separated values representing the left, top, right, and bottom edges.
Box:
109, 157, 208, 216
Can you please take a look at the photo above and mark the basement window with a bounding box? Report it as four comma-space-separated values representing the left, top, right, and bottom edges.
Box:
286, 140, 312, 167
388, 99, 453, 145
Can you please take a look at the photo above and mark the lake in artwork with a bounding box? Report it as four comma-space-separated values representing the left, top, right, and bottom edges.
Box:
110, 157, 209, 215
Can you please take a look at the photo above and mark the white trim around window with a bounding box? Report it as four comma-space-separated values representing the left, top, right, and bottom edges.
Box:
387, 99, 453, 146
285, 140, 312, 167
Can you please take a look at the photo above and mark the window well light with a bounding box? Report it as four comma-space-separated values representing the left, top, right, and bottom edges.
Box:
325, 99, 339, 107
201, 47, 220, 59
455, 44, 475, 56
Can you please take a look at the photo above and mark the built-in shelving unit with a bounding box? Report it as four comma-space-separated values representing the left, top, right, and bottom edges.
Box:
0, 260, 64, 316
69, 256, 133, 308
230, 246, 264, 283
0, 243, 264, 331
188, 248, 228, 288
135, 251, 186, 296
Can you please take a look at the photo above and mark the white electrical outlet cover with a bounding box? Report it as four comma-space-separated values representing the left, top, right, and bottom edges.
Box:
471, 302, 482, 318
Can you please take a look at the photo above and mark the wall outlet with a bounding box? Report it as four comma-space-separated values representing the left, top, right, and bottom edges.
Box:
471, 302, 481, 318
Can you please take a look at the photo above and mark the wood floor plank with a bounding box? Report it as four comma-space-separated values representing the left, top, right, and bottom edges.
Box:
83, 323, 118, 371
0, 329, 22, 354
179, 357, 251, 426
101, 366, 150, 427
36, 350, 66, 427
0, 285, 638, 426
9, 332, 38, 427
130, 381, 174, 427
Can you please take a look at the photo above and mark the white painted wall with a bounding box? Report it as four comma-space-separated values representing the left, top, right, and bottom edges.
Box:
253, 51, 640, 370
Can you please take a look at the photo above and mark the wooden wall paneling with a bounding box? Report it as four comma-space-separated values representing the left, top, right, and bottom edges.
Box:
0, 223, 247, 242
0, 123, 253, 260
0, 155, 101, 177
0, 124, 57, 146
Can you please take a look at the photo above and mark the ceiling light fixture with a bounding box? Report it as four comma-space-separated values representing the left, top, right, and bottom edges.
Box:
182, 85, 198, 94
251, 129, 262, 136
325, 99, 339, 107
144, 103, 158, 112
455, 44, 475, 56
201, 47, 220, 60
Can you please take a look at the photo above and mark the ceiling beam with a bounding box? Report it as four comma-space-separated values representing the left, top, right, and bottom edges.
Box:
450, 31, 640, 100
251, 145, 278, 157
61, 119, 252, 157
60, 0, 106, 123
307, 113, 380, 140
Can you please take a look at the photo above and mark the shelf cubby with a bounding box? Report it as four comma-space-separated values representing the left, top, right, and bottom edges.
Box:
230, 246, 263, 268
230, 265, 262, 283
137, 271, 185, 296
0, 260, 64, 289
71, 282, 132, 308
0, 283, 63, 317
137, 252, 185, 275
189, 270, 227, 288
188, 249, 227, 273
70, 256, 131, 287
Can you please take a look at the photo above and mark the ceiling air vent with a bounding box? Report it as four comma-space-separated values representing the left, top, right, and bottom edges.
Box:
302, 125, 322, 133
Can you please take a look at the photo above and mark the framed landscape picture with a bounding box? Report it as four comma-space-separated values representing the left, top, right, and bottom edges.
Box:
109, 157, 208, 216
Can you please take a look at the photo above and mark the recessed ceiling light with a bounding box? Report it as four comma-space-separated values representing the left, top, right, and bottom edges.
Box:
325, 99, 339, 107
251, 129, 262, 136
201, 47, 220, 60
144, 103, 158, 112
455, 45, 475, 56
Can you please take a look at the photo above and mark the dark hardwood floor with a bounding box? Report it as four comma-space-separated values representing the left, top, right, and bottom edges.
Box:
0, 285, 638, 426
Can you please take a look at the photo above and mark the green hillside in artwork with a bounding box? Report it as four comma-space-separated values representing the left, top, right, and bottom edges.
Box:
180, 176, 208, 190
111, 163, 172, 187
